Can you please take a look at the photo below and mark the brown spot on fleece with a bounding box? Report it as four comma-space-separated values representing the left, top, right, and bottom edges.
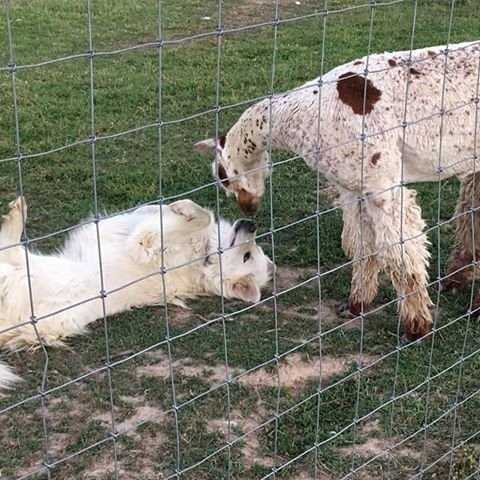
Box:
336, 72, 382, 115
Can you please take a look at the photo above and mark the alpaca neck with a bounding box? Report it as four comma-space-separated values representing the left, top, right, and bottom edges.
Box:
228, 98, 292, 157
228, 94, 320, 159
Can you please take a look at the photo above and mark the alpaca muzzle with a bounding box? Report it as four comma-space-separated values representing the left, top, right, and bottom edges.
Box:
237, 189, 260, 216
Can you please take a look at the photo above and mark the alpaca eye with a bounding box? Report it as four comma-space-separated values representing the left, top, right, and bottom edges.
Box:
243, 252, 251, 263
217, 164, 230, 185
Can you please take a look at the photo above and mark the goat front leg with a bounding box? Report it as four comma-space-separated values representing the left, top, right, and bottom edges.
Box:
339, 196, 381, 318
367, 187, 433, 343
0, 196, 27, 265
444, 173, 480, 291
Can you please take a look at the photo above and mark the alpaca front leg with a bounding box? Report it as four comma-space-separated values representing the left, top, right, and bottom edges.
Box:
444, 173, 480, 291
0, 196, 27, 265
340, 199, 381, 317
345, 257, 381, 317
368, 187, 433, 343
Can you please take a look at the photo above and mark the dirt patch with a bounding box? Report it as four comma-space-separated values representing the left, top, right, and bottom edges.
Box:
119, 394, 145, 407
85, 398, 170, 479
168, 306, 211, 327
294, 471, 335, 480
238, 352, 377, 390
274, 265, 317, 291
84, 440, 165, 480
279, 299, 340, 330
207, 406, 273, 469
84, 449, 127, 480
93, 404, 167, 441
47, 432, 71, 459
223, 0, 306, 28
140, 348, 376, 392
336, 418, 421, 461
137, 351, 242, 384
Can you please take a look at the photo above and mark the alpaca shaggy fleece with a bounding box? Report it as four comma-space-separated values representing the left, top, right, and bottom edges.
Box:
195, 40, 480, 342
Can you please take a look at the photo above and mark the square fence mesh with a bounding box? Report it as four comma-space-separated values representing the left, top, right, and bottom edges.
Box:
1, 0, 480, 479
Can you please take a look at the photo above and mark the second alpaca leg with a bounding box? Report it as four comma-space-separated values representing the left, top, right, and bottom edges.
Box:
341, 196, 381, 317
367, 187, 433, 342
444, 173, 480, 291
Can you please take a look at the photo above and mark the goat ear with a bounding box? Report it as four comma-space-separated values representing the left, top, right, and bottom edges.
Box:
230, 275, 261, 303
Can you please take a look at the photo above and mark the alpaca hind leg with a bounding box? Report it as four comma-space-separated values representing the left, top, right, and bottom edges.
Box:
367, 187, 433, 343
340, 198, 381, 317
0, 196, 27, 265
444, 173, 480, 291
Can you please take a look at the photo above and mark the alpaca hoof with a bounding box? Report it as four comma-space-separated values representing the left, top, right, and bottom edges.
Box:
441, 273, 470, 292
399, 334, 414, 347
337, 302, 353, 318
400, 330, 431, 346
337, 301, 367, 319
440, 279, 458, 292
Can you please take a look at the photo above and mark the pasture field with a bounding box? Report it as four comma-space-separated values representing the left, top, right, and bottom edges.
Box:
1, 1, 480, 478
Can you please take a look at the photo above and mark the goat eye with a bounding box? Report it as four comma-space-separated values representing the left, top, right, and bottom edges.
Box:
243, 252, 251, 263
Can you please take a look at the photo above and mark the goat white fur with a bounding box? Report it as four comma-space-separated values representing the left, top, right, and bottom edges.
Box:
0, 198, 273, 390
195, 41, 480, 342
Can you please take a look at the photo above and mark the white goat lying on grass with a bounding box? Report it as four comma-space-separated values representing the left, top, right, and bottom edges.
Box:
0, 197, 274, 391
195, 40, 480, 343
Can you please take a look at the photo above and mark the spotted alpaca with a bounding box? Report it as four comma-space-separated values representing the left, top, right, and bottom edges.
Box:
195, 40, 480, 343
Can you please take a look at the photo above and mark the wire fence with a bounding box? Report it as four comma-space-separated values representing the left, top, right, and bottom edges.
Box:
1, 0, 480, 479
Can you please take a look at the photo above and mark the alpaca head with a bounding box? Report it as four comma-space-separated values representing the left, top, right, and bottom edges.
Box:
194, 134, 269, 216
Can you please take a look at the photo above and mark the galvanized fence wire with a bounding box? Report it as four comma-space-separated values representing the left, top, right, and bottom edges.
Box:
313, 2, 329, 479
1, 0, 480, 479
420, 1, 457, 477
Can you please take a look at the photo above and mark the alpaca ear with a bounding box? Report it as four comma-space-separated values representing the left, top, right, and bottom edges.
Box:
230, 275, 261, 303
194, 138, 217, 153
194, 135, 226, 154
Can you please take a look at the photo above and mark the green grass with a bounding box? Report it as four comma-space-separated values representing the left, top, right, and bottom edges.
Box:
1, 0, 480, 479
